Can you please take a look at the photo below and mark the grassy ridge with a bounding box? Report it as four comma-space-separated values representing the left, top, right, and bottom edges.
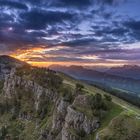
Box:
60, 72, 140, 140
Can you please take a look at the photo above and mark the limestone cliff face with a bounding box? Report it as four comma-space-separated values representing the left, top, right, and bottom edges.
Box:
2, 69, 100, 140
62, 106, 99, 140
52, 98, 70, 132
61, 95, 99, 140
3, 69, 57, 112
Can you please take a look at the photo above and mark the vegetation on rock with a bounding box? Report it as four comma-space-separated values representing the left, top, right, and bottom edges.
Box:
0, 63, 139, 140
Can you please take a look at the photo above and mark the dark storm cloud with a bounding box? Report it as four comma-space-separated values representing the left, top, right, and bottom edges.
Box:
98, 0, 120, 5
0, 13, 14, 29
123, 20, 140, 41
0, 0, 28, 10
60, 38, 98, 47
24, 0, 124, 8
0, 30, 39, 45
53, 0, 92, 8
124, 20, 140, 30
20, 9, 76, 30
24, 0, 92, 8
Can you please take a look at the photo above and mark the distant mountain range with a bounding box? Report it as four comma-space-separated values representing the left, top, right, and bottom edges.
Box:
49, 65, 140, 95
106, 65, 140, 80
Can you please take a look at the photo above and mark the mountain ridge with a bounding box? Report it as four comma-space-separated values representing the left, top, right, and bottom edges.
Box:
106, 65, 140, 79
49, 64, 140, 94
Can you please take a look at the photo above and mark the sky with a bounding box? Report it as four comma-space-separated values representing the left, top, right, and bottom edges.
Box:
0, 0, 140, 67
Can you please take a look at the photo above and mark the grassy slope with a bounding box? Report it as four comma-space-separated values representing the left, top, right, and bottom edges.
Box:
99, 112, 140, 140
60, 73, 140, 140
60, 73, 140, 115
85, 103, 123, 140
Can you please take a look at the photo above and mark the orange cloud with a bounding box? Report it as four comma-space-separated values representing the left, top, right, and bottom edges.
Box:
10, 46, 130, 68
10, 47, 45, 61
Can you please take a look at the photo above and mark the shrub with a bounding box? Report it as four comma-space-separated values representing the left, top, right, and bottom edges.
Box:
91, 93, 103, 109
61, 87, 73, 102
75, 83, 84, 94
77, 129, 86, 137
0, 81, 4, 94
104, 94, 112, 102
90, 93, 110, 117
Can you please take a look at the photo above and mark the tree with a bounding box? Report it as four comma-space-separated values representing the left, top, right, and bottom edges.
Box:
104, 94, 112, 102
75, 83, 84, 93
93, 93, 103, 109
91, 93, 108, 110
61, 87, 73, 102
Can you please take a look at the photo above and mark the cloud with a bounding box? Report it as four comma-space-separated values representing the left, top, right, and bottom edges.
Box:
52, 0, 92, 8
123, 20, 140, 41
99, 49, 140, 60
0, 0, 28, 10
20, 9, 76, 30
60, 38, 98, 47
124, 20, 140, 30
0, 0, 140, 66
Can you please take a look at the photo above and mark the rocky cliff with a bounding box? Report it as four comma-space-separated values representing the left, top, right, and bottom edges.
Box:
0, 67, 103, 140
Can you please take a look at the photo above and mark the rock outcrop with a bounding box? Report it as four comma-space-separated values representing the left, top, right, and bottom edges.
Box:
62, 106, 99, 140
3, 69, 58, 112
61, 95, 99, 140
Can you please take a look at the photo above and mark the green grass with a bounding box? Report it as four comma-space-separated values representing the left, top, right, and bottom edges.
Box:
85, 103, 123, 140
100, 103, 123, 130
40, 115, 52, 129
99, 112, 140, 140
39, 101, 55, 130
0, 113, 36, 140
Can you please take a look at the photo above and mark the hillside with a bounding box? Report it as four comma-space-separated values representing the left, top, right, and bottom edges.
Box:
98, 112, 140, 140
0, 56, 139, 140
49, 65, 140, 107
49, 65, 140, 94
